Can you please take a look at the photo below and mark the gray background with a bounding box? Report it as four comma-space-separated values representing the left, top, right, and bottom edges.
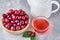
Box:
0, 0, 60, 40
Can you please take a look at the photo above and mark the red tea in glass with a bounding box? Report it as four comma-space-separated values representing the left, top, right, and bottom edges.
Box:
32, 17, 50, 33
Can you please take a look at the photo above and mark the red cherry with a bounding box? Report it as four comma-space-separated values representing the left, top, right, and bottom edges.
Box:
22, 21, 24, 25
4, 18, 9, 23
7, 15, 10, 18
31, 33, 35, 37
17, 16, 21, 20
8, 17, 12, 21
3, 14, 7, 18
8, 9, 14, 14
28, 31, 32, 36
11, 21, 14, 24
21, 20, 25, 25
22, 16, 25, 20
13, 24, 17, 27
15, 16, 18, 19
25, 14, 29, 19
6, 14, 12, 21
19, 9, 24, 15
3, 22, 6, 26
25, 20, 28, 24
7, 23, 11, 26
5, 23, 11, 29
16, 16, 21, 20
17, 22, 20, 26
12, 14, 16, 20
20, 20, 24, 25
21, 25, 25, 29
20, 20, 22, 25
19, 22, 22, 26
14, 10, 19, 15
15, 20, 19, 23
16, 26, 21, 31
10, 26, 15, 31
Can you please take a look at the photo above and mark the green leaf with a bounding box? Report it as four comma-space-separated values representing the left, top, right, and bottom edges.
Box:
23, 31, 30, 37
30, 36, 36, 40
23, 31, 36, 40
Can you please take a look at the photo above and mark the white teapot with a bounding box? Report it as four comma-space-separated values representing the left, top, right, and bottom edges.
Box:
27, 0, 60, 18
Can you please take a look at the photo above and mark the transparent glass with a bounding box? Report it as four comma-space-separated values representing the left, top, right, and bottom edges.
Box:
32, 16, 51, 33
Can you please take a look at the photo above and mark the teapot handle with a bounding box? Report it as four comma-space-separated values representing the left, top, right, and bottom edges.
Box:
51, 1, 60, 13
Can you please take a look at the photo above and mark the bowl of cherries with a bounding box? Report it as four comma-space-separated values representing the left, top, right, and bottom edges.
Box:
2, 9, 30, 34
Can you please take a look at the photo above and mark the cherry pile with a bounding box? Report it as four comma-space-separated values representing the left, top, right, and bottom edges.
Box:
28, 31, 35, 37
2, 9, 29, 31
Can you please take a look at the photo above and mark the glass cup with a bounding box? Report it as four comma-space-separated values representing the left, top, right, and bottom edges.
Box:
32, 16, 51, 33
